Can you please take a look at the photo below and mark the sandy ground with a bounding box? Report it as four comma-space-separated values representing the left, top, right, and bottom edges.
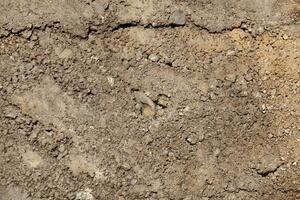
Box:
1, 0, 300, 199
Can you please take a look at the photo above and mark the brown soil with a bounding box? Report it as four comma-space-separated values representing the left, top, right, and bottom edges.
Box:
1, 0, 300, 200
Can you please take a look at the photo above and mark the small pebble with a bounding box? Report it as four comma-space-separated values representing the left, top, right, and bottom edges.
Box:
186, 134, 199, 145
170, 10, 186, 26
256, 26, 265, 35
149, 54, 159, 62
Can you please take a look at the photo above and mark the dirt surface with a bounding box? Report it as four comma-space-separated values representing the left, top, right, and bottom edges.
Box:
1, 0, 300, 200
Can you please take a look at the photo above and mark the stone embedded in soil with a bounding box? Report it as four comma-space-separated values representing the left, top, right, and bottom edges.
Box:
186, 134, 199, 145
169, 10, 186, 26
256, 157, 282, 176
149, 54, 159, 62
134, 91, 156, 117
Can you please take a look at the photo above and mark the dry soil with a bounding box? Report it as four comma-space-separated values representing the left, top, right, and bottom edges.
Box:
1, 0, 300, 200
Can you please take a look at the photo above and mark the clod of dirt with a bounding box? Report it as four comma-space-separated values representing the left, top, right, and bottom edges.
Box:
169, 10, 186, 26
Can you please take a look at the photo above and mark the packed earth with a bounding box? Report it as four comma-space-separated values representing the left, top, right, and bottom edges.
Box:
1, 0, 300, 200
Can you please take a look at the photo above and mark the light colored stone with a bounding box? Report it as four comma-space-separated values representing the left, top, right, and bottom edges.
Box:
170, 10, 186, 25
186, 134, 199, 145
149, 54, 159, 62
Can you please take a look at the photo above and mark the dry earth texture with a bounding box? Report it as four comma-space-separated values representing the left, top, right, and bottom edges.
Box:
1, 0, 300, 200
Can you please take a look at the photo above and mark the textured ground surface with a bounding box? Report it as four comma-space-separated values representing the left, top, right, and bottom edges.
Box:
1, 0, 300, 200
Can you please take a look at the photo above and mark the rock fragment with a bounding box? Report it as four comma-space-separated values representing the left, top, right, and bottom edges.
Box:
149, 54, 159, 62
169, 10, 186, 26
256, 156, 282, 176
186, 134, 199, 145
134, 91, 156, 117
